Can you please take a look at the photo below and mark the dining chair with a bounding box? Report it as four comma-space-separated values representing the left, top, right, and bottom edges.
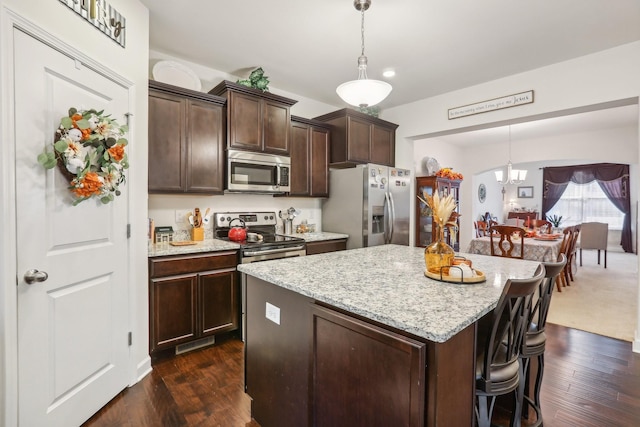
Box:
567, 225, 581, 281
475, 266, 545, 427
489, 225, 526, 259
560, 225, 580, 286
519, 254, 567, 425
579, 222, 608, 268
475, 220, 489, 237
555, 232, 571, 291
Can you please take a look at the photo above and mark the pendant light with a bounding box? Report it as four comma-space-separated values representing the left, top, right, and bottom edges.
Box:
495, 125, 527, 185
336, 0, 392, 108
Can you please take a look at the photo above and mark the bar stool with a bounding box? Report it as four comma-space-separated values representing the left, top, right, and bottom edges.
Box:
475, 266, 545, 427
519, 254, 567, 426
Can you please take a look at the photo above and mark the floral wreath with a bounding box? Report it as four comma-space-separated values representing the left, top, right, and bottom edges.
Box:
37, 107, 129, 205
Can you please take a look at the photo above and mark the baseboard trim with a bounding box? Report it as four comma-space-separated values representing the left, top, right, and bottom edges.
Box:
134, 355, 152, 386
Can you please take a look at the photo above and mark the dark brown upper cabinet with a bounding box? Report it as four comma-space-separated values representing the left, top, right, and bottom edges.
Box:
148, 80, 226, 194
209, 81, 297, 155
289, 116, 331, 197
314, 108, 398, 168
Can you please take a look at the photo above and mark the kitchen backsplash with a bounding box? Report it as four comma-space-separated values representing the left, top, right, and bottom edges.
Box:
148, 193, 323, 239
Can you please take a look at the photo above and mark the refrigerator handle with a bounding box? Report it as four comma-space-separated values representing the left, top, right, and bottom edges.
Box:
383, 192, 391, 244
388, 191, 396, 243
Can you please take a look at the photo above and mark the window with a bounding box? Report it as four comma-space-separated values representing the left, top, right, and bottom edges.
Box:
546, 181, 624, 230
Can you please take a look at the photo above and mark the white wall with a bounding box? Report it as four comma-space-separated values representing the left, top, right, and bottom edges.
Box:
0, 1, 149, 424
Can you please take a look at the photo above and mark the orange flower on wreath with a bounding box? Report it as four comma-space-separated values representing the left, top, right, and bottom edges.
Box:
108, 144, 125, 162
71, 172, 104, 198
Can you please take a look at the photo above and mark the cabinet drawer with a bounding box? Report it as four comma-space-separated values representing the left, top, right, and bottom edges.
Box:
306, 239, 347, 255
150, 251, 238, 277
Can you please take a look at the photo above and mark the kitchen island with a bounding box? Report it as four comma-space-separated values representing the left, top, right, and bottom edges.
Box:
238, 244, 540, 427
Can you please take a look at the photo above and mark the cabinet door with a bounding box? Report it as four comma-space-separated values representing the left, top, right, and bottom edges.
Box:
370, 124, 395, 166
228, 91, 262, 151
263, 100, 290, 154
416, 179, 435, 247
148, 91, 186, 192
186, 99, 225, 193
305, 239, 346, 255
149, 274, 197, 352
199, 269, 239, 336
289, 121, 310, 195
309, 127, 330, 197
346, 116, 371, 163
311, 305, 426, 427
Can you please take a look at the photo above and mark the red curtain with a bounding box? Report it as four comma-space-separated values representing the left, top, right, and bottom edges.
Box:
542, 163, 632, 253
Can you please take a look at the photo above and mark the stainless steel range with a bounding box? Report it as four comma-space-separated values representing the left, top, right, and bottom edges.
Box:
214, 211, 306, 341
213, 211, 306, 263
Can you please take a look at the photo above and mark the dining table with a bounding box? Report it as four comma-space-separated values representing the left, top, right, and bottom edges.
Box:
466, 234, 564, 262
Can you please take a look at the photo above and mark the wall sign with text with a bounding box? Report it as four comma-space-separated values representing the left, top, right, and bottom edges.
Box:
59, 0, 126, 48
448, 90, 534, 120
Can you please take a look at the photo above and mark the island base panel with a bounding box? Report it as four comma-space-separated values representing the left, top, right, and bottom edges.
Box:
245, 277, 312, 427
245, 275, 476, 426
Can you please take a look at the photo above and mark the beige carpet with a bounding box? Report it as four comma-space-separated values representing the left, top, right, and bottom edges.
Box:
547, 249, 638, 342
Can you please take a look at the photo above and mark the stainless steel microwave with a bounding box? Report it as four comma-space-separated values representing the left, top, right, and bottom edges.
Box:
226, 149, 291, 194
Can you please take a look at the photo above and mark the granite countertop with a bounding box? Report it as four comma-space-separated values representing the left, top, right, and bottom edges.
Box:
279, 231, 349, 242
149, 239, 240, 257
238, 244, 541, 343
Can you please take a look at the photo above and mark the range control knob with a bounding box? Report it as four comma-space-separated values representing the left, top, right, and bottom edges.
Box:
226, 216, 231, 222
264, 215, 269, 220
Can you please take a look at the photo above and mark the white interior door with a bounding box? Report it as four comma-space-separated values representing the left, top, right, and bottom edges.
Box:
14, 29, 130, 427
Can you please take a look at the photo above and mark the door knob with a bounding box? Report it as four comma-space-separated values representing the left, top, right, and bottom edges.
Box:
23, 269, 48, 285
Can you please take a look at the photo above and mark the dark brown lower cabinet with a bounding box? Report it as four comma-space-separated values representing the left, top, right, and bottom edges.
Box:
305, 238, 347, 255
311, 305, 426, 427
149, 251, 239, 354
245, 276, 475, 427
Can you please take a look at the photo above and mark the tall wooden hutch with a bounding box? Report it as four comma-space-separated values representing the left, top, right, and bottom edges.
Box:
415, 176, 461, 250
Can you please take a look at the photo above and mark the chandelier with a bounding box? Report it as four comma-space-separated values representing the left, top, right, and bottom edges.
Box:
495, 125, 527, 185
336, 0, 392, 108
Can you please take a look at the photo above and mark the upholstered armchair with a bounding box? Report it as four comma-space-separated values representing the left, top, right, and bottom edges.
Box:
579, 222, 608, 268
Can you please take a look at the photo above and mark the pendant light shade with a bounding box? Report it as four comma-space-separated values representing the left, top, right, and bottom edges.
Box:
336, 0, 392, 107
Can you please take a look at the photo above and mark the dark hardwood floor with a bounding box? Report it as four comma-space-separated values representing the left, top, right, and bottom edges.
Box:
83, 324, 640, 427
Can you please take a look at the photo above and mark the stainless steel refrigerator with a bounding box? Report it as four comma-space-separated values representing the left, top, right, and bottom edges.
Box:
322, 164, 411, 250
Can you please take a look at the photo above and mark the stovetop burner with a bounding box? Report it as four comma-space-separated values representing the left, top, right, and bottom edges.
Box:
213, 211, 305, 249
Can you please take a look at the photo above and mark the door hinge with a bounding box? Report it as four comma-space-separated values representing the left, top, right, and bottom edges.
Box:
125, 112, 133, 127
128, 332, 132, 346
127, 223, 131, 239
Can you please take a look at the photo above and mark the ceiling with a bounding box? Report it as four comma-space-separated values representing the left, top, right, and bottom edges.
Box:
140, 0, 640, 111
140, 1, 640, 145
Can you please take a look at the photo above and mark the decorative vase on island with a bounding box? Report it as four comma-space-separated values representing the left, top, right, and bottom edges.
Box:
424, 225, 455, 274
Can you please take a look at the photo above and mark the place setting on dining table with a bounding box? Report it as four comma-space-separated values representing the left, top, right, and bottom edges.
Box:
466, 220, 565, 262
